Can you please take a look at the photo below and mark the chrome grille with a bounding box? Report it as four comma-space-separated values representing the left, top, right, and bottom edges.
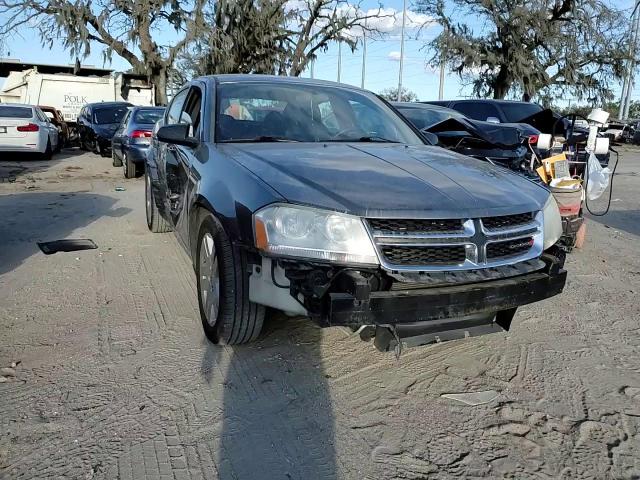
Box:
368, 218, 464, 235
482, 212, 535, 231
366, 212, 542, 272
487, 237, 534, 259
382, 245, 466, 266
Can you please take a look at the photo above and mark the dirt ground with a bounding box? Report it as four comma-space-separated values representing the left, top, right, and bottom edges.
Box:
0, 147, 639, 480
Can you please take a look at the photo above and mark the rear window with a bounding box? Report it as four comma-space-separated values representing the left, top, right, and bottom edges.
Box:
500, 103, 543, 123
0, 106, 32, 118
133, 109, 164, 125
93, 106, 129, 125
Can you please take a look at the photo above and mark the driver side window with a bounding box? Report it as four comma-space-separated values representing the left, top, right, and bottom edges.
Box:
166, 89, 189, 125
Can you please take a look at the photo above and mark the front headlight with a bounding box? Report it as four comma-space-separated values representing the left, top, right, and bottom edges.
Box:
254, 204, 379, 265
542, 194, 563, 249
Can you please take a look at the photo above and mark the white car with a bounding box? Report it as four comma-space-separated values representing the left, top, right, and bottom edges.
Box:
0, 103, 59, 158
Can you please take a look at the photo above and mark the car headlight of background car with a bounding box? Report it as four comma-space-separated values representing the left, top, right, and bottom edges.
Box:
542, 194, 563, 250
254, 205, 379, 264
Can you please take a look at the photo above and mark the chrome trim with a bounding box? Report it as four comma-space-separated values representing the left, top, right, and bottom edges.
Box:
366, 212, 543, 273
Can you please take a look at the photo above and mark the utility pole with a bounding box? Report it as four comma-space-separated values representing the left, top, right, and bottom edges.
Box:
396, 0, 407, 101
337, 41, 342, 83
438, 26, 446, 100
361, 30, 367, 89
310, 59, 315, 79
622, 0, 640, 119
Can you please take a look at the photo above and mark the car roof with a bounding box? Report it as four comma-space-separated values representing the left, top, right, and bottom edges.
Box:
198, 74, 371, 93
86, 101, 134, 109
129, 105, 165, 111
0, 103, 35, 108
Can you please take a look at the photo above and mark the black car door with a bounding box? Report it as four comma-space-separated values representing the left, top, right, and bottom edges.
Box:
164, 85, 204, 249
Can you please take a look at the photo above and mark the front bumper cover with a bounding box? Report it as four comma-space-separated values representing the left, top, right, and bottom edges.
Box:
327, 268, 566, 326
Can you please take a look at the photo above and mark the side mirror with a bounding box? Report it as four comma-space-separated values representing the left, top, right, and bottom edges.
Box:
156, 124, 199, 148
486, 116, 501, 124
421, 130, 439, 145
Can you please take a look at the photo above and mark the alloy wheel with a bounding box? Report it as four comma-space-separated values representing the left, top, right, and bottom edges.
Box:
199, 233, 220, 327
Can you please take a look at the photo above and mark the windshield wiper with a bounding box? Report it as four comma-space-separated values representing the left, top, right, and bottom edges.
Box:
333, 136, 399, 143
223, 136, 299, 143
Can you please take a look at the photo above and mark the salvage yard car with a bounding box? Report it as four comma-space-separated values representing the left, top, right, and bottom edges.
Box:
111, 106, 165, 178
77, 101, 132, 156
392, 102, 538, 174
0, 103, 59, 158
145, 75, 567, 349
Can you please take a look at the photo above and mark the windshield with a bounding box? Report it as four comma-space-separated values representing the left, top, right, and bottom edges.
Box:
0, 106, 32, 118
397, 107, 465, 130
133, 108, 165, 125
93, 106, 129, 125
500, 102, 543, 123
216, 82, 423, 144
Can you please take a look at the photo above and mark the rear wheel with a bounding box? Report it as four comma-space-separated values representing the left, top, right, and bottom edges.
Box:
41, 140, 52, 160
145, 170, 172, 233
123, 153, 137, 178
196, 214, 265, 345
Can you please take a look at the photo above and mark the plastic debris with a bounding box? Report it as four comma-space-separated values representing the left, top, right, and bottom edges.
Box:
441, 390, 499, 406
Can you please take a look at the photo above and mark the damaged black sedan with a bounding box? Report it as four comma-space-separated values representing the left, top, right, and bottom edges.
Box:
145, 75, 567, 349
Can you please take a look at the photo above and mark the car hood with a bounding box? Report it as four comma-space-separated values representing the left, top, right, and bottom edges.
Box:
219, 143, 549, 218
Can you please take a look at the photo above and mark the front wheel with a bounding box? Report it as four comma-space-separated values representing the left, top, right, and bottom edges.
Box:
196, 214, 265, 345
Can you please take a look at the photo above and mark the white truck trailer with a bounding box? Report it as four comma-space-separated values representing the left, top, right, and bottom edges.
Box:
0, 64, 155, 124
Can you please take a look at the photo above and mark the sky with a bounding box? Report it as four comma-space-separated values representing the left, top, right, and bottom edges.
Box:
0, 0, 636, 104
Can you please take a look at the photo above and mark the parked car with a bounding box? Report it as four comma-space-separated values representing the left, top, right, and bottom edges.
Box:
111, 106, 165, 178
39, 105, 69, 149
77, 101, 132, 156
392, 102, 538, 173
426, 99, 544, 138
0, 103, 59, 158
145, 75, 567, 349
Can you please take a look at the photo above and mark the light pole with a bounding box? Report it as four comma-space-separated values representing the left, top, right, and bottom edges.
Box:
396, 0, 407, 101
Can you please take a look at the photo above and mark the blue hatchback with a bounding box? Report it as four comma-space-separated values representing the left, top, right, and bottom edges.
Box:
111, 106, 165, 178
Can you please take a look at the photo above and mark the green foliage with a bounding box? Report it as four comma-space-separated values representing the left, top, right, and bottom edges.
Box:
418, 0, 630, 102
378, 87, 419, 102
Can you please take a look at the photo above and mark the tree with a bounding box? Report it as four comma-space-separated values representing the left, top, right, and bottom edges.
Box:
185, 0, 291, 76
0, 0, 208, 105
282, 0, 392, 76
418, 0, 630, 101
181, 0, 393, 78
379, 87, 418, 102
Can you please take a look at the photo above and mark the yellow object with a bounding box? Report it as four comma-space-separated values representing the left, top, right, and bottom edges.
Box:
536, 153, 569, 183
536, 165, 548, 183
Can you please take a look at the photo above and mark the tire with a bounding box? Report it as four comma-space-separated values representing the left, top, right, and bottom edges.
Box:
145, 170, 172, 233
41, 140, 52, 160
112, 149, 122, 167
196, 214, 265, 345
124, 153, 137, 178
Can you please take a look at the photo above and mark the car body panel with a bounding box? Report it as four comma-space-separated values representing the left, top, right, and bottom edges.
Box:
218, 142, 548, 218
77, 101, 133, 153
112, 106, 165, 165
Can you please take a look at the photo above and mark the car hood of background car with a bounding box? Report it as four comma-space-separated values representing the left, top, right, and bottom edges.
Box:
218, 143, 549, 218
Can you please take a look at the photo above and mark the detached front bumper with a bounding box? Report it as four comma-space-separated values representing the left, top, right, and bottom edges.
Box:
327, 267, 566, 326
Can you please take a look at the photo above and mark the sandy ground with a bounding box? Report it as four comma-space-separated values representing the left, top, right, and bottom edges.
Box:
0, 147, 639, 480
